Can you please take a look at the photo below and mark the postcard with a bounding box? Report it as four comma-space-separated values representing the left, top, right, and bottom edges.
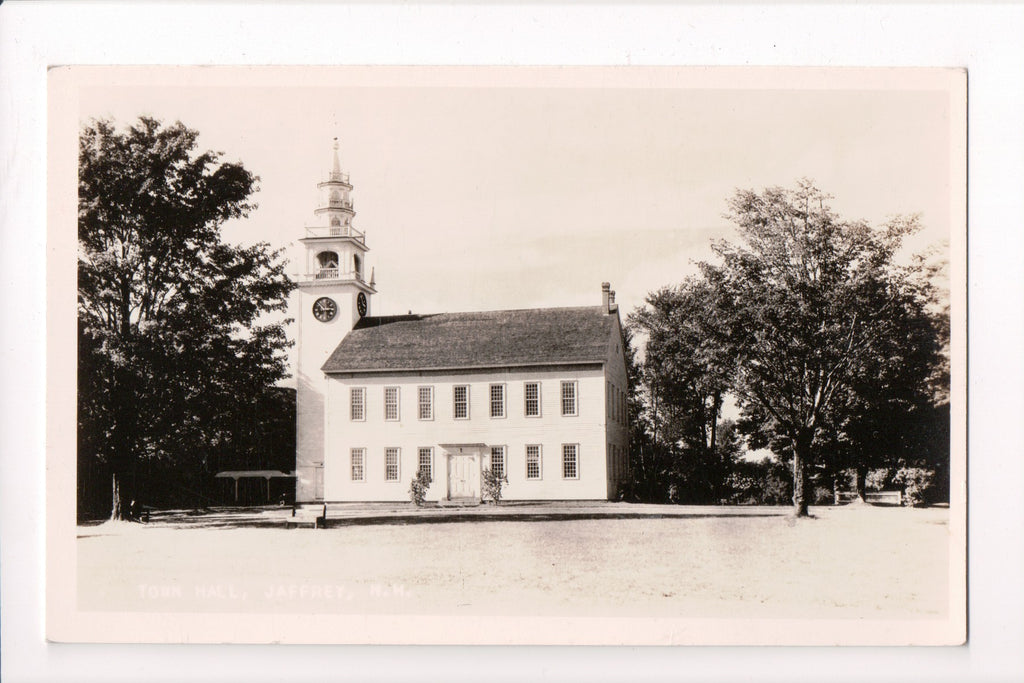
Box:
47, 65, 966, 646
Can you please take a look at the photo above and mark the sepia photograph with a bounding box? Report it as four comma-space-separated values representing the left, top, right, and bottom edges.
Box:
46, 66, 965, 646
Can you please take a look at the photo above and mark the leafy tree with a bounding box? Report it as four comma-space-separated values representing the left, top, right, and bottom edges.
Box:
621, 324, 667, 501
78, 117, 294, 520
629, 280, 734, 458
628, 279, 738, 503
832, 287, 949, 502
702, 181, 946, 516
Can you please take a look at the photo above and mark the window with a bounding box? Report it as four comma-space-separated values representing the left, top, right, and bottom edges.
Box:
490, 384, 505, 418
351, 448, 365, 481
561, 381, 578, 416
490, 446, 506, 479
317, 251, 339, 269
524, 382, 541, 417
385, 447, 400, 481
562, 444, 579, 479
350, 387, 365, 421
526, 445, 542, 480
316, 251, 339, 279
384, 387, 400, 421
418, 447, 433, 480
418, 386, 433, 420
453, 385, 469, 419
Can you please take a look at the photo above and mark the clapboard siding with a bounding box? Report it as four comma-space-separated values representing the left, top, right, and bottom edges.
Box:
323, 366, 610, 501
602, 314, 631, 497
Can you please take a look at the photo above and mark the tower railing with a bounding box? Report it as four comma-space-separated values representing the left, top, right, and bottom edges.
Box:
304, 225, 365, 242
306, 268, 365, 282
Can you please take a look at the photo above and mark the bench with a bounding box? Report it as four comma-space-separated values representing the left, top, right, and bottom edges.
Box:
865, 490, 902, 505
836, 490, 903, 506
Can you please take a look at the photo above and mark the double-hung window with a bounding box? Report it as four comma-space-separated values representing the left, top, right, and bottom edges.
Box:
490, 446, 506, 479
351, 448, 365, 481
453, 385, 470, 419
350, 387, 366, 421
524, 382, 541, 417
561, 380, 578, 416
385, 447, 400, 481
490, 384, 505, 418
384, 387, 400, 421
417, 447, 433, 480
526, 445, 542, 480
562, 443, 579, 479
418, 386, 433, 420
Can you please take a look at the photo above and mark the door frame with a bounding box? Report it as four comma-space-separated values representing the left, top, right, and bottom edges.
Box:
444, 446, 483, 502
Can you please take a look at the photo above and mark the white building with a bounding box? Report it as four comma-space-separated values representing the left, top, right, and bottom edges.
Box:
294, 142, 629, 503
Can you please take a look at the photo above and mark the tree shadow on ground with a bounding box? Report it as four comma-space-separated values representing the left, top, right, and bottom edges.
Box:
78, 504, 809, 531
323, 510, 787, 529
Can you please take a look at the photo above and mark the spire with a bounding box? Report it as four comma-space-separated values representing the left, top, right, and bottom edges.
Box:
332, 137, 341, 176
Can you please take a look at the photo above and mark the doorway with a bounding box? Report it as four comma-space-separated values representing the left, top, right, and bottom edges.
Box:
447, 453, 480, 501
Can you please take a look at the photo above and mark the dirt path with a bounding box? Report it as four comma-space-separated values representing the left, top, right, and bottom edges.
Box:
77, 504, 951, 619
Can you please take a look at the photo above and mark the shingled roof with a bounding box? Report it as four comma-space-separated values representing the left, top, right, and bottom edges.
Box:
322, 306, 616, 374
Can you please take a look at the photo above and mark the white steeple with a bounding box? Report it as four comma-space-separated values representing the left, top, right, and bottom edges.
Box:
293, 139, 377, 503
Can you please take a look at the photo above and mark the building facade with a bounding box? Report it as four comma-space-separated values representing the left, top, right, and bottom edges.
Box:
295, 143, 629, 503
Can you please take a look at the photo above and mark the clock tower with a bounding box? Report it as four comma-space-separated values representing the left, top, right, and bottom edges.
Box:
294, 139, 375, 502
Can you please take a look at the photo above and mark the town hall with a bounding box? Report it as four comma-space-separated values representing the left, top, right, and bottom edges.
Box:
294, 142, 630, 503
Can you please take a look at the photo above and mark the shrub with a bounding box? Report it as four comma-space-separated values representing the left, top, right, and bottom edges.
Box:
812, 485, 835, 505
409, 470, 432, 507
481, 467, 506, 505
893, 467, 935, 507
866, 468, 894, 492
725, 459, 792, 506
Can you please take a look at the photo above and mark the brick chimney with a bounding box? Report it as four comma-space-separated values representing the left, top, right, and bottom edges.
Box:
608, 290, 618, 313
601, 282, 611, 313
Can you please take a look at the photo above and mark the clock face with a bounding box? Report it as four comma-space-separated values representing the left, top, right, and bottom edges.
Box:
312, 297, 337, 322
356, 292, 368, 317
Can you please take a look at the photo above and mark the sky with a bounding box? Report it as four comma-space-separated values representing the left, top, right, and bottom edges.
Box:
75, 67, 958, 383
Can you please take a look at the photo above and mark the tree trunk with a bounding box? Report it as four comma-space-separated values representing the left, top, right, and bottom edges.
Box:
855, 463, 868, 502
832, 472, 842, 505
110, 473, 122, 521
709, 392, 721, 456
109, 361, 137, 522
791, 434, 811, 517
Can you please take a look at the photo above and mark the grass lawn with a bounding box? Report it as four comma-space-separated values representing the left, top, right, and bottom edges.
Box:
76, 504, 951, 619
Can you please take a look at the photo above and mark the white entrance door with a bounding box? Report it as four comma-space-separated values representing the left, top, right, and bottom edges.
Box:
448, 454, 480, 500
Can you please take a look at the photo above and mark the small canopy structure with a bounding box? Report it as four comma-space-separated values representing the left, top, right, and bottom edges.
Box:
215, 470, 296, 503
